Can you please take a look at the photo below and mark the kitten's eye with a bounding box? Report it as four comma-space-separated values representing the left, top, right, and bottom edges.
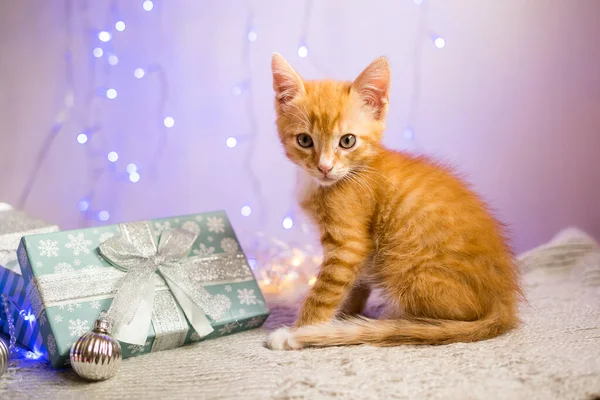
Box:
296, 133, 313, 148
339, 134, 356, 149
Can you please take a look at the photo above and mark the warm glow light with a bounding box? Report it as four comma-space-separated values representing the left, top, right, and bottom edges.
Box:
115, 21, 126, 31
286, 271, 299, 281
106, 88, 118, 99
134, 68, 145, 79
107, 151, 119, 162
93, 47, 103, 58
308, 277, 317, 286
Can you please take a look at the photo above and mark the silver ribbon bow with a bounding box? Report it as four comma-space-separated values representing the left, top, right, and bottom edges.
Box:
99, 221, 231, 345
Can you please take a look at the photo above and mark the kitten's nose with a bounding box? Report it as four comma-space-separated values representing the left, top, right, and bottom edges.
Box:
318, 164, 333, 175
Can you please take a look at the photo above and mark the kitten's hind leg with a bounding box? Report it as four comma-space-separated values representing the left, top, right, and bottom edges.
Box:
338, 283, 371, 317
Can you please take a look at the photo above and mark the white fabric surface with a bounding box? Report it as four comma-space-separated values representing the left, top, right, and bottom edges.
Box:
2, 228, 600, 399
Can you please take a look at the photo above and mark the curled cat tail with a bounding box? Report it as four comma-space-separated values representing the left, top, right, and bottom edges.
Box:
290, 307, 517, 348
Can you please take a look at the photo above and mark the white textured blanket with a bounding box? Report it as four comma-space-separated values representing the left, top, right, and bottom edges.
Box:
2, 228, 600, 399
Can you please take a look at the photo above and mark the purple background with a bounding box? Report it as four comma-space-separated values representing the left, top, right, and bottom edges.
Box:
0, 0, 599, 254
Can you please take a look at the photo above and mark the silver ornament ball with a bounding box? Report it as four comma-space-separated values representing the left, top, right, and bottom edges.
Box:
0, 338, 8, 377
69, 318, 122, 381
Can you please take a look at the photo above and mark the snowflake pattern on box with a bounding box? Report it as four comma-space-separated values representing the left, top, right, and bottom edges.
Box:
38, 240, 59, 257
237, 288, 257, 305
193, 243, 215, 256
68, 319, 90, 337
207, 217, 225, 233
127, 341, 151, 354
39, 312, 48, 326
83, 264, 103, 270
47, 334, 57, 356
18, 211, 270, 365
246, 316, 265, 328
219, 322, 239, 335
59, 304, 75, 312
54, 262, 74, 274
182, 221, 201, 234
220, 237, 239, 254
65, 233, 92, 256
98, 232, 116, 243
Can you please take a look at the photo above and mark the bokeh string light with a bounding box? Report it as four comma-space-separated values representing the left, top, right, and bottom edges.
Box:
16, 1, 444, 297
76, 0, 121, 224
72, 0, 170, 225
0, 294, 45, 382
297, 0, 330, 77
235, 9, 267, 229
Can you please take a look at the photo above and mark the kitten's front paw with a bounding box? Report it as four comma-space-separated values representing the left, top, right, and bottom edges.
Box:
265, 327, 304, 350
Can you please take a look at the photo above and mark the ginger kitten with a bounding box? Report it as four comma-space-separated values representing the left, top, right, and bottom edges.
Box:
266, 53, 521, 350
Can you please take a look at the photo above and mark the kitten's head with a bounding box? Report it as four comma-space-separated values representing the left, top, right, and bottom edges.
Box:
271, 53, 391, 187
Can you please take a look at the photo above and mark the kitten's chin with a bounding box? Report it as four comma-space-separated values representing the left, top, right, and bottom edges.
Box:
315, 176, 340, 187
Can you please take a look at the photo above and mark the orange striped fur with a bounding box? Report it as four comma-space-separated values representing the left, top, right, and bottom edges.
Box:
266, 53, 522, 350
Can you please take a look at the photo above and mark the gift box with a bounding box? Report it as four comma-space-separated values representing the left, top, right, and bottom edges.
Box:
17, 211, 270, 368
0, 203, 59, 355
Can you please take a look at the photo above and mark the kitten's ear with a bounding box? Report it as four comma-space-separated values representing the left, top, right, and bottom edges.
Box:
352, 57, 391, 119
272, 53, 305, 107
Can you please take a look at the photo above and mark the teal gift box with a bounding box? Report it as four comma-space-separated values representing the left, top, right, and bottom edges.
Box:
0, 203, 59, 356
17, 211, 269, 368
